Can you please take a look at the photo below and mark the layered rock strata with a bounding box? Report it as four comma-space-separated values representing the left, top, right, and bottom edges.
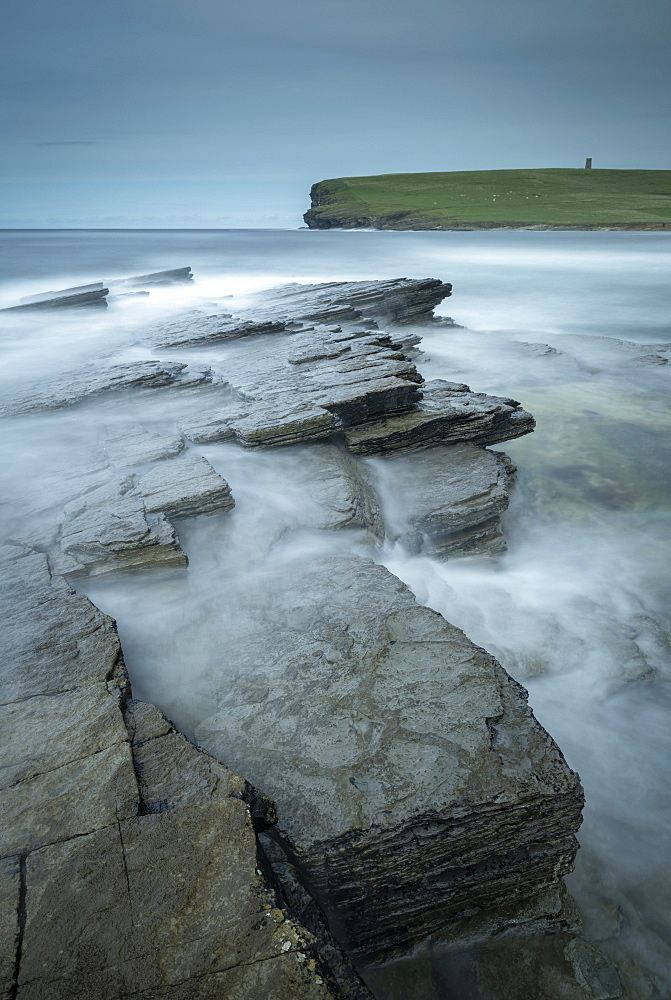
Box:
0, 287, 109, 312
0, 276, 616, 998
0, 542, 351, 1000
194, 554, 585, 962
0, 267, 194, 313
49, 456, 234, 577
0, 361, 213, 417
345, 379, 536, 454
363, 443, 514, 556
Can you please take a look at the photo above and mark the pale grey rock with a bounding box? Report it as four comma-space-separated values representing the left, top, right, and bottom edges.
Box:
123, 699, 174, 745
151, 316, 288, 349
177, 407, 247, 443
155, 318, 532, 464
19, 282, 105, 305
174, 325, 423, 450
195, 554, 584, 961
0, 361, 213, 417
0, 545, 123, 703
1, 545, 346, 1000
17, 803, 302, 994
231, 400, 338, 448
365, 442, 513, 557
56, 477, 186, 577
125, 700, 250, 815
0, 287, 109, 312
298, 445, 383, 537
242, 277, 453, 327
345, 378, 536, 454
109, 266, 193, 288
125, 955, 340, 1000
0, 742, 138, 857
147, 278, 451, 352
103, 426, 185, 467
137, 455, 235, 520
0, 685, 128, 789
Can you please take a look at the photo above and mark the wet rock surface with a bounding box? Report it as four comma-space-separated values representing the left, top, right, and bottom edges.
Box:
0, 543, 348, 1000
0, 360, 213, 416
363, 443, 514, 556
194, 554, 585, 962
345, 378, 535, 454
0, 277, 620, 999
45, 456, 235, 577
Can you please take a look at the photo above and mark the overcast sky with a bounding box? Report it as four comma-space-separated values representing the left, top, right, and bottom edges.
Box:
1, 0, 669, 228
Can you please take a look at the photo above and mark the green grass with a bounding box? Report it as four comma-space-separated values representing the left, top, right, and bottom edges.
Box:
306, 169, 671, 227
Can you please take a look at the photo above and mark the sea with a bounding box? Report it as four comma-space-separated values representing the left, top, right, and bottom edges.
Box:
1, 228, 670, 997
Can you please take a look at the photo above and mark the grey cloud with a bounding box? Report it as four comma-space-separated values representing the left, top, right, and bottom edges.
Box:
34, 141, 102, 147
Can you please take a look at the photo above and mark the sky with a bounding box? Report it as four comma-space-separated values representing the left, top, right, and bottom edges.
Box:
1, 0, 669, 228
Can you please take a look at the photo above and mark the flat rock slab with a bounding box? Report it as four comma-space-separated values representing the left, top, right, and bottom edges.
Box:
364, 443, 513, 557
137, 455, 235, 520
55, 476, 186, 577
0, 543, 346, 999
50, 456, 235, 575
0, 856, 21, 998
1, 742, 138, 858
104, 426, 185, 467
0, 361, 213, 417
345, 378, 536, 454
0, 545, 122, 702
0, 684, 128, 790
195, 554, 584, 961
146, 278, 452, 351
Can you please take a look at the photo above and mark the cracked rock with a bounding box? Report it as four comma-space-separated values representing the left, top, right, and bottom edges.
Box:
194, 554, 584, 962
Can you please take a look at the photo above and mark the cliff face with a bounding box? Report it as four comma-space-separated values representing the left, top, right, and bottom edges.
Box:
303, 172, 671, 230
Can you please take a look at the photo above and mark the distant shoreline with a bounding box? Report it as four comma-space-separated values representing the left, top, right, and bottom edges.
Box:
304, 220, 671, 232
304, 168, 671, 232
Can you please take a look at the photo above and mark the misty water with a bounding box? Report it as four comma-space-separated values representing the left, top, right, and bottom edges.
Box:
1, 229, 670, 997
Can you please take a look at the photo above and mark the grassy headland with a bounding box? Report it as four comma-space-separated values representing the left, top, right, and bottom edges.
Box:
304, 169, 671, 230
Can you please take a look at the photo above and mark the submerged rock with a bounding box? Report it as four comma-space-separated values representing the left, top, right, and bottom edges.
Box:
103, 426, 186, 467
195, 554, 585, 962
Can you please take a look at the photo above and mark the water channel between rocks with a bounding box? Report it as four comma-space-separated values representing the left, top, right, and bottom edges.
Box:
1, 229, 670, 998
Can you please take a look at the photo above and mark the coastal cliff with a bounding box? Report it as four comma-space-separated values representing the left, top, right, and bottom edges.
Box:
304, 169, 671, 231
1, 277, 623, 999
